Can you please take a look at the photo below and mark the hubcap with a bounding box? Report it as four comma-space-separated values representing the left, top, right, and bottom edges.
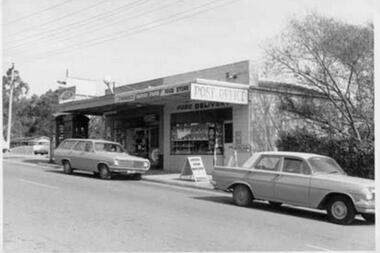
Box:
237, 190, 247, 202
331, 201, 347, 219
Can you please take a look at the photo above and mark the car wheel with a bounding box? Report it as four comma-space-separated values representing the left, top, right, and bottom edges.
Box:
269, 201, 282, 208
63, 161, 72, 174
233, 185, 253, 207
99, 164, 112, 180
327, 196, 356, 225
362, 213, 375, 224
130, 173, 142, 180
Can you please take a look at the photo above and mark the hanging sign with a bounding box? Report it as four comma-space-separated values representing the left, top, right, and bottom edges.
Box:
180, 156, 209, 181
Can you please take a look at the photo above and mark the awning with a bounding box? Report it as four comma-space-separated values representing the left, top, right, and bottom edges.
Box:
55, 78, 249, 115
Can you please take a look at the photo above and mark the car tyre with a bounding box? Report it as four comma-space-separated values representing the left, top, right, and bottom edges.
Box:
99, 164, 112, 180
269, 201, 282, 208
233, 185, 253, 207
327, 196, 356, 225
63, 161, 72, 174
362, 213, 375, 224
130, 173, 142, 180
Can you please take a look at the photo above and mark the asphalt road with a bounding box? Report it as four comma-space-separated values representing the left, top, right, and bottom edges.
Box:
3, 159, 376, 252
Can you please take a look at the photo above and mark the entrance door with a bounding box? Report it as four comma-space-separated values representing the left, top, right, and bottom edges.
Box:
147, 126, 160, 169
223, 121, 234, 166
134, 126, 161, 169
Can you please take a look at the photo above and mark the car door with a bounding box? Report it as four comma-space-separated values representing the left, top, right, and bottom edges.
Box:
246, 155, 282, 199
273, 157, 312, 206
81, 141, 97, 171
70, 141, 86, 169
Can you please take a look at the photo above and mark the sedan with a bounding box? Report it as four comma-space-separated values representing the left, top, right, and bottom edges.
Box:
212, 151, 375, 225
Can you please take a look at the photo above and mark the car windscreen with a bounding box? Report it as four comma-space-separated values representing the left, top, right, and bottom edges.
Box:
308, 157, 345, 175
94, 142, 125, 153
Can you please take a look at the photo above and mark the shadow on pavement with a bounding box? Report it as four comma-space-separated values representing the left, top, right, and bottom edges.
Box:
192, 195, 370, 226
23, 159, 51, 165
45, 169, 141, 181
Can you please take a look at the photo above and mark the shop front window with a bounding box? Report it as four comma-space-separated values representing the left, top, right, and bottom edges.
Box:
170, 108, 231, 155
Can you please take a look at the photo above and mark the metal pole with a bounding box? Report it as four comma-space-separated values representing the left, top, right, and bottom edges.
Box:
6, 63, 15, 150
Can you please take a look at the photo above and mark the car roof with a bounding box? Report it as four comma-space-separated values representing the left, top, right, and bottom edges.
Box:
62, 138, 119, 144
256, 151, 328, 159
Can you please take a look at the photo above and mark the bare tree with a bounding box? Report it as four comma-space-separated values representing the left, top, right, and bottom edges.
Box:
263, 13, 374, 141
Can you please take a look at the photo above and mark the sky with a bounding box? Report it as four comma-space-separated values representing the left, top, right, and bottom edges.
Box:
1, 0, 375, 96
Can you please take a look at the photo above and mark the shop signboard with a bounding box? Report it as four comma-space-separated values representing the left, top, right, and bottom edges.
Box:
58, 86, 76, 104
190, 83, 248, 104
180, 156, 209, 181
115, 84, 190, 103
115, 93, 135, 103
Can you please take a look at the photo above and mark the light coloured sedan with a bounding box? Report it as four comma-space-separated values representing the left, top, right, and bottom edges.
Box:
212, 151, 375, 225
54, 138, 150, 180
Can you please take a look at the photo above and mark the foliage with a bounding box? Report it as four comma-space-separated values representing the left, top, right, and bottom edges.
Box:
276, 128, 374, 179
88, 116, 105, 139
2, 67, 30, 138
264, 13, 374, 141
2, 65, 62, 138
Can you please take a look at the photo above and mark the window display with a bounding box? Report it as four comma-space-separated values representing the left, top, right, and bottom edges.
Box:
170, 108, 230, 155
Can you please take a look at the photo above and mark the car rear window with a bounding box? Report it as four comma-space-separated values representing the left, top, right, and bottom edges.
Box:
255, 155, 282, 171
58, 140, 77, 150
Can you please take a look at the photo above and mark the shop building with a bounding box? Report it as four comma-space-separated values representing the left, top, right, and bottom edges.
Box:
55, 60, 325, 173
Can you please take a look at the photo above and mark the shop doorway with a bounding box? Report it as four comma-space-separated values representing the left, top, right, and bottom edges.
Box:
134, 126, 161, 169
223, 121, 234, 166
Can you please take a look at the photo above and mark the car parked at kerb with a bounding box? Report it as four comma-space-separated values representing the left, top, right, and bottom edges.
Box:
211, 151, 375, 225
54, 138, 150, 180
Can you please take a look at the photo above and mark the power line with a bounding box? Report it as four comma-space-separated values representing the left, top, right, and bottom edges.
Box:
6, 0, 176, 52
3, 0, 73, 25
5, 0, 154, 49
23, 0, 238, 61
5, 0, 107, 38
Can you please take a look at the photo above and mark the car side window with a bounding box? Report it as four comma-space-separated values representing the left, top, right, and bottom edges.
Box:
59, 140, 77, 150
84, 142, 93, 152
255, 156, 281, 171
283, 158, 311, 175
73, 141, 86, 151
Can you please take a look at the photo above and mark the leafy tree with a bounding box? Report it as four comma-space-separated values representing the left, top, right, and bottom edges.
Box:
263, 13, 374, 141
2, 66, 30, 139
88, 116, 105, 139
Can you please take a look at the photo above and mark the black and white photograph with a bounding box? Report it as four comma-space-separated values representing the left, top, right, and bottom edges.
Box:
1, 0, 376, 251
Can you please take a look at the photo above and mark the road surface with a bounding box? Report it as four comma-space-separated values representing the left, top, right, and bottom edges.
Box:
3, 159, 376, 252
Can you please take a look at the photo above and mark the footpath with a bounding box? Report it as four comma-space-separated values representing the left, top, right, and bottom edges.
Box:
2, 153, 215, 192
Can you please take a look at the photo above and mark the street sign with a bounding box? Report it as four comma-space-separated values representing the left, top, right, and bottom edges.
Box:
180, 156, 209, 182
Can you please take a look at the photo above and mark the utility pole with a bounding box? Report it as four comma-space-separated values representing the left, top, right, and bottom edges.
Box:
6, 63, 15, 150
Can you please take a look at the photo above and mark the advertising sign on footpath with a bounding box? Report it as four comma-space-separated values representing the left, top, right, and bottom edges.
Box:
180, 156, 209, 182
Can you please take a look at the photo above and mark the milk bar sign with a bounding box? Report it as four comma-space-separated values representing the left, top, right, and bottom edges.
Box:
190, 83, 248, 104
180, 156, 209, 181
115, 84, 190, 103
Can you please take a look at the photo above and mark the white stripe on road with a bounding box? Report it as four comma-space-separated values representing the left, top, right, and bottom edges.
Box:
306, 244, 332, 251
19, 179, 59, 190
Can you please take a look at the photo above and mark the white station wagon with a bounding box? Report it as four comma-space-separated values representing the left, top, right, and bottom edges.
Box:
54, 139, 150, 180
212, 151, 375, 225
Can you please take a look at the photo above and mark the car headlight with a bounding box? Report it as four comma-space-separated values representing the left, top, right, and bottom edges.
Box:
143, 161, 150, 168
363, 188, 375, 201
113, 159, 119, 166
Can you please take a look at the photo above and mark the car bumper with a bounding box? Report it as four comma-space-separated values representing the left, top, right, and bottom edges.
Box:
109, 166, 149, 174
355, 200, 375, 214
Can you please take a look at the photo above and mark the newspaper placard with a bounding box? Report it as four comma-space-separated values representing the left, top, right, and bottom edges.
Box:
180, 156, 209, 182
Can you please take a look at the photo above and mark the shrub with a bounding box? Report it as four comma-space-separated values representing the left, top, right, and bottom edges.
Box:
276, 129, 374, 179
